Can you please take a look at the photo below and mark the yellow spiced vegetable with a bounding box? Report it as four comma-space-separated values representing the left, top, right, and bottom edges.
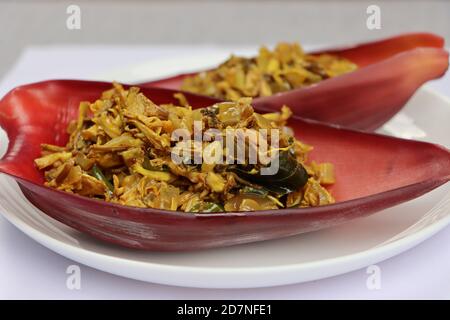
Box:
181, 42, 357, 100
35, 83, 335, 212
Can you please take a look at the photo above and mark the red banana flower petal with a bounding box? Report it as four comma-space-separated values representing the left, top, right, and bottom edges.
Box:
142, 33, 449, 131
0, 80, 449, 251
317, 32, 445, 66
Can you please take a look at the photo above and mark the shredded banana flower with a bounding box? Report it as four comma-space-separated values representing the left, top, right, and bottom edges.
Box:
35, 83, 335, 212
181, 42, 357, 100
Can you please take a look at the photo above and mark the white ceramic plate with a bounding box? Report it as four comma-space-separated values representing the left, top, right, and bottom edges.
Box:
0, 58, 449, 288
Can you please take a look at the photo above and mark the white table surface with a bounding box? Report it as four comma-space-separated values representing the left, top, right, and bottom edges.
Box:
0, 46, 449, 300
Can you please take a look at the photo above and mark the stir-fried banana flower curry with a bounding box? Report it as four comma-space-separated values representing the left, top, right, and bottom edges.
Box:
34, 83, 335, 212
181, 42, 357, 100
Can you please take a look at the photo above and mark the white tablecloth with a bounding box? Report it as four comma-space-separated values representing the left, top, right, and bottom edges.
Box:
0, 46, 449, 299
